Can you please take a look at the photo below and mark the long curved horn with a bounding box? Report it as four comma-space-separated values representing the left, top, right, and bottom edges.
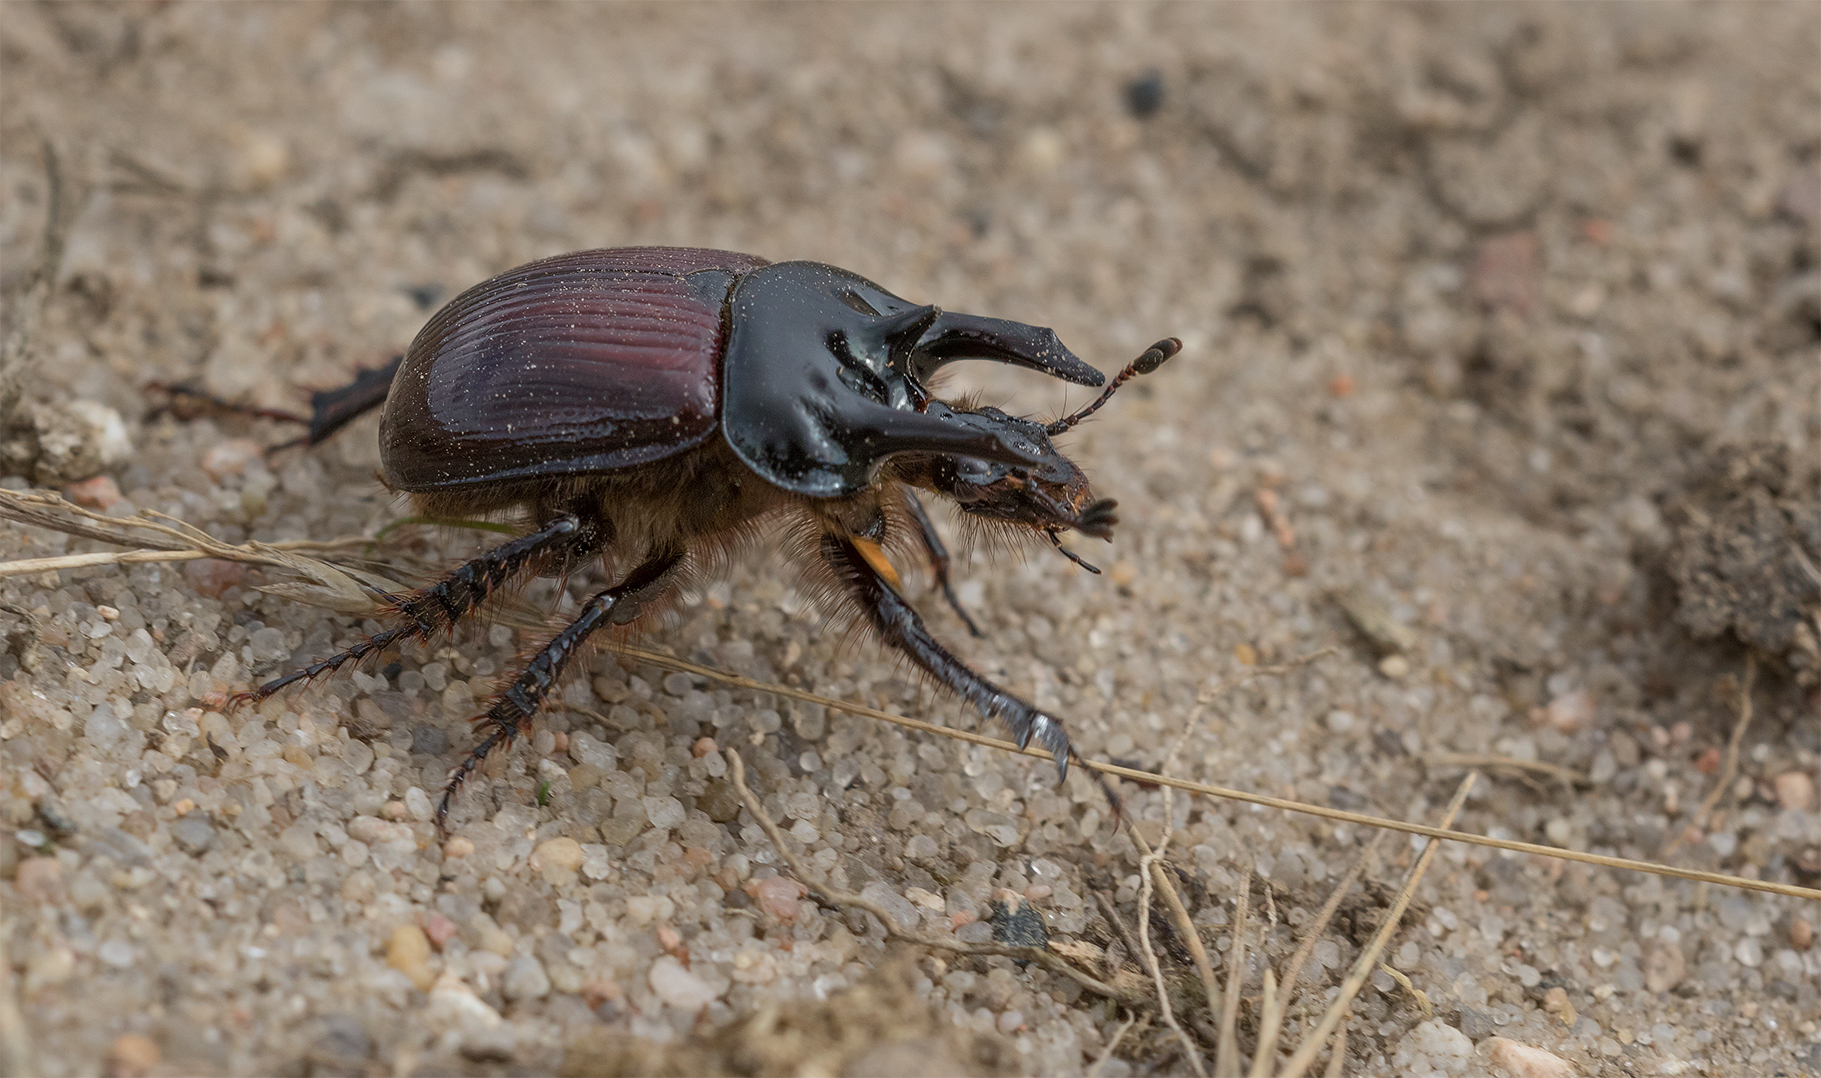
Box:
847, 400, 1051, 468
901, 312, 1106, 388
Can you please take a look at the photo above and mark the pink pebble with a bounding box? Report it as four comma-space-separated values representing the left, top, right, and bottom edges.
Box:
745, 876, 807, 924
423, 912, 458, 950
64, 474, 122, 509
182, 558, 245, 598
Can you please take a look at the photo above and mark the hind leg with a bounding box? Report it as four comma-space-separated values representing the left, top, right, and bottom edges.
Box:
439, 548, 685, 829
232, 513, 604, 707
149, 354, 402, 450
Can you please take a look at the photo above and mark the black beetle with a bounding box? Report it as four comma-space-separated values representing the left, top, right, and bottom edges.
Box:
221, 247, 1179, 827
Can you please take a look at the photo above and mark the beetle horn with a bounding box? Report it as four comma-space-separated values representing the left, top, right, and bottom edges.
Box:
855, 400, 1051, 469
901, 312, 1106, 388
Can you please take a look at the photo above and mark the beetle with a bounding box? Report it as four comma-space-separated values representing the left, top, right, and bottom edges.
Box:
214, 247, 1179, 827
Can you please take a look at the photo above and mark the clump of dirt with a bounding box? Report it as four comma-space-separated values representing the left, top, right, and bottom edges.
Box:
1667, 442, 1821, 683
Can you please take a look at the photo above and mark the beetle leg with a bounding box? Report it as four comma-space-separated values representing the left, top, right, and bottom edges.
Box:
904, 492, 982, 637
230, 514, 599, 708
823, 532, 1074, 780
147, 355, 401, 451
438, 549, 684, 830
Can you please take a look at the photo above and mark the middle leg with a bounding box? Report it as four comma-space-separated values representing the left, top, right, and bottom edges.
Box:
438, 548, 685, 829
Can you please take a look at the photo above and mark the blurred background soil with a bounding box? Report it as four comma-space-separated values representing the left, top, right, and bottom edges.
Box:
2, 3, 1818, 1075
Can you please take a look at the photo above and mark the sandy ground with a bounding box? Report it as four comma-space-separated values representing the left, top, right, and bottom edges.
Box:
2, 3, 1819, 1075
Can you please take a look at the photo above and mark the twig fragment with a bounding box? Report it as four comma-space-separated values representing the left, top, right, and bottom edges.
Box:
1376, 962, 1432, 1019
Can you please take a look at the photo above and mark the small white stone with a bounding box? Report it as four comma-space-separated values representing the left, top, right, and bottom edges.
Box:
648, 955, 718, 1011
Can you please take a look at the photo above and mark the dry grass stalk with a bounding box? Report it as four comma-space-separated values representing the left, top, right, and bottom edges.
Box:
1277, 771, 1479, 1078
605, 643, 1821, 902
1420, 752, 1587, 786
1376, 962, 1432, 1019
1319, 1019, 1348, 1078
1214, 861, 1252, 1076
1133, 806, 1206, 1077
0, 488, 401, 611
1248, 833, 1386, 1077
7, 493, 1810, 903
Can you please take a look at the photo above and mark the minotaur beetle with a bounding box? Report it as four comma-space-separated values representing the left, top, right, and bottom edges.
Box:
208, 247, 1179, 827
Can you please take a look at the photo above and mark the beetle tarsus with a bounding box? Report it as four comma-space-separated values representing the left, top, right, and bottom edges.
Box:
437, 549, 683, 833
828, 533, 1079, 785
905, 492, 982, 637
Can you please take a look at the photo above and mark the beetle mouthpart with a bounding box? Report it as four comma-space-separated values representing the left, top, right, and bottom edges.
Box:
1047, 528, 1102, 574
1073, 498, 1119, 540
1044, 336, 1184, 436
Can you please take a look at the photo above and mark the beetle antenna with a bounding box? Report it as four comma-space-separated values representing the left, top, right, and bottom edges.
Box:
1047, 528, 1102, 574
1045, 337, 1182, 435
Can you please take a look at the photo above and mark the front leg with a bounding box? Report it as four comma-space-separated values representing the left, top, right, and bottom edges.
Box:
823, 532, 1074, 779
904, 492, 983, 637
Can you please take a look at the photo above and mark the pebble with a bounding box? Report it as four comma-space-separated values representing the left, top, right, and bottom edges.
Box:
443, 836, 474, 859
65, 474, 123, 510
648, 955, 717, 1011
747, 876, 807, 924
1378, 654, 1411, 679
1535, 688, 1594, 733
182, 558, 245, 599
1404, 1020, 1472, 1074
1486, 1037, 1574, 1078
25, 945, 74, 991
532, 836, 584, 873
14, 857, 65, 904
1774, 770, 1814, 811
1791, 917, 1813, 951
386, 924, 435, 991
427, 972, 502, 1031
171, 815, 217, 855
696, 779, 742, 822
502, 953, 551, 1000
1644, 940, 1685, 993
107, 1033, 160, 1077
642, 795, 686, 831
424, 912, 459, 950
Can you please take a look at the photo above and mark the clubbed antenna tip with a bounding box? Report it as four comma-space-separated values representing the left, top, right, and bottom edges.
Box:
1046, 337, 1184, 435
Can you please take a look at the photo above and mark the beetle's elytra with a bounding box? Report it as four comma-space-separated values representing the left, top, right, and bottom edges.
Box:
225, 247, 1180, 828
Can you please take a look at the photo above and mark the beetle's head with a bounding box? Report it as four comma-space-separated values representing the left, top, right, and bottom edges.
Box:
900, 339, 1182, 572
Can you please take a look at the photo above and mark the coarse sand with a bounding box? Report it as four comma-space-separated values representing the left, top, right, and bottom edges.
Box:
2, 4, 1818, 1075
